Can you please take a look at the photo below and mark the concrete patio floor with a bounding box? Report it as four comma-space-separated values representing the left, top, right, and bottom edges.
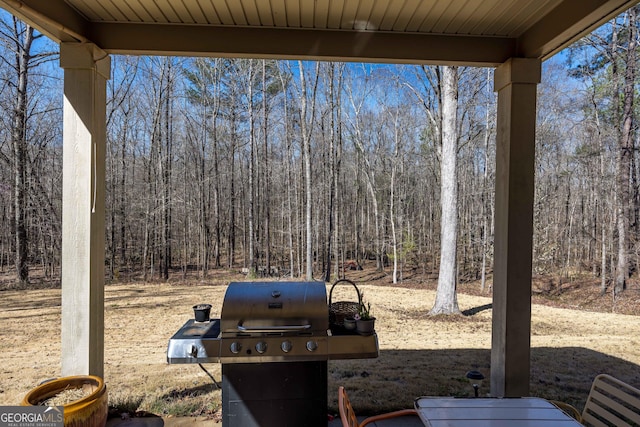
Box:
327, 416, 423, 426
105, 414, 424, 426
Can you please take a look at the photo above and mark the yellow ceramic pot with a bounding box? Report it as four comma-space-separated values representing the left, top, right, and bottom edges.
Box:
21, 375, 108, 427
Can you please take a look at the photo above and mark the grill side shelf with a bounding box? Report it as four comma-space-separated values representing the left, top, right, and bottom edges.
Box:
167, 319, 222, 364
327, 332, 379, 360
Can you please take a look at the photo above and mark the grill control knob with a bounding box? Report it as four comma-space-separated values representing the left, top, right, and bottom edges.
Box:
230, 342, 242, 354
281, 340, 292, 353
256, 341, 268, 354
306, 340, 318, 352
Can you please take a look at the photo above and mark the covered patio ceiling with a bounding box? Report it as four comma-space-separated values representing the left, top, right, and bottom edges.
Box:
0, 0, 638, 65
1, 0, 639, 401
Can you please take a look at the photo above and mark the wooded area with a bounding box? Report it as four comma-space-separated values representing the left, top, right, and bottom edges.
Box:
1, 8, 640, 294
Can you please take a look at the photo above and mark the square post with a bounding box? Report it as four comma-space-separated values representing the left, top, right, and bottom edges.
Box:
491, 58, 541, 397
60, 43, 110, 377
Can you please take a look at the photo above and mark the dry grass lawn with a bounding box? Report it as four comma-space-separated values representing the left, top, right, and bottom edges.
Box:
1, 268, 640, 421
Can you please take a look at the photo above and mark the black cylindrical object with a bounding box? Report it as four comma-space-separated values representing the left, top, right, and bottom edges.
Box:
193, 304, 212, 322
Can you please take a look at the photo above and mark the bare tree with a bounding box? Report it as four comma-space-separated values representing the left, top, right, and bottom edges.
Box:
0, 17, 56, 284
390, 105, 401, 284
614, 6, 637, 294
322, 62, 344, 282
261, 60, 272, 276
346, 67, 384, 271
431, 66, 461, 315
297, 61, 320, 280
246, 60, 256, 275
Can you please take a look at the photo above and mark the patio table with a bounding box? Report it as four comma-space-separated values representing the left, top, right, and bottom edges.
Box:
414, 396, 583, 427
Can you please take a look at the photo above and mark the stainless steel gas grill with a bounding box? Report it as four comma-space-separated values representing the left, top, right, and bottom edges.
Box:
167, 281, 378, 427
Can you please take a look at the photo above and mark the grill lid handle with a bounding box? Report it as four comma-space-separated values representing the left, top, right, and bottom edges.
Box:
237, 323, 312, 332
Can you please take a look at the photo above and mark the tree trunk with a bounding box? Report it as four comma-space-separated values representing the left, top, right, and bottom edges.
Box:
615, 7, 636, 294
390, 105, 402, 284
431, 66, 461, 315
162, 59, 173, 281
12, 21, 35, 285
298, 61, 319, 281
262, 60, 272, 277
323, 63, 341, 283
228, 108, 237, 268
481, 69, 492, 293
278, 66, 295, 278
391, 138, 399, 284
212, 62, 222, 268
248, 60, 256, 275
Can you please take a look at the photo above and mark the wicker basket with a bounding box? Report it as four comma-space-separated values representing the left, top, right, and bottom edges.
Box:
328, 279, 362, 330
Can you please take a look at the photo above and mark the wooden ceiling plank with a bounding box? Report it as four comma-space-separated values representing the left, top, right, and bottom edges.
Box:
445, 0, 487, 34
170, 0, 197, 23
270, 0, 287, 26
314, 0, 330, 29
378, 0, 402, 30
455, 0, 504, 35
136, 0, 167, 22
209, 0, 233, 24
240, 0, 261, 25
96, 0, 131, 22
391, 0, 422, 31
326, 0, 344, 29
415, 0, 450, 32
431, 0, 472, 33
224, 0, 247, 25
340, 0, 359, 29
91, 21, 516, 65
505, 0, 560, 36
68, 0, 105, 21
299, 0, 314, 27
255, 0, 274, 26
183, 0, 210, 24
120, 0, 154, 22
366, 0, 392, 31
109, 0, 142, 22
406, 0, 438, 32
474, 0, 521, 35
483, 0, 558, 36
150, 0, 180, 22
353, 0, 375, 30
438, 0, 487, 33
284, 0, 299, 27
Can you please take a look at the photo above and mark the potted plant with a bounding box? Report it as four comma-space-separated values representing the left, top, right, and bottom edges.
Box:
343, 316, 357, 331
355, 299, 375, 336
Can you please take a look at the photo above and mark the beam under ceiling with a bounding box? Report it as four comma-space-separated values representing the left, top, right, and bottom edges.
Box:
90, 23, 517, 66
1, 0, 639, 65
0, 0, 88, 43
519, 0, 639, 59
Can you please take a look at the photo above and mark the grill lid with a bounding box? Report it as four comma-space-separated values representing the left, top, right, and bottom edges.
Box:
220, 281, 328, 334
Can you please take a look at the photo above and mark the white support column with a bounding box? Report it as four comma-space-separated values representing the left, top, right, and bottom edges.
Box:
60, 43, 110, 377
491, 58, 540, 397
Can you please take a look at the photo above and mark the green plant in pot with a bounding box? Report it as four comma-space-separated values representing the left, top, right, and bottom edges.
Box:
355, 298, 375, 335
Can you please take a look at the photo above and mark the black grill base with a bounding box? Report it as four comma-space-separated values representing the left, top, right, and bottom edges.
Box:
222, 361, 328, 427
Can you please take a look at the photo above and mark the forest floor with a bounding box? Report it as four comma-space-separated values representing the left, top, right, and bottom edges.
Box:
1, 266, 639, 422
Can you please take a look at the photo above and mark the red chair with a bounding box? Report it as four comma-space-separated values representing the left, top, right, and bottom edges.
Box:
338, 386, 418, 427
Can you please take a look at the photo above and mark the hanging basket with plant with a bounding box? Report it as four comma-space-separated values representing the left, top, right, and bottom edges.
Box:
328, 279, 362, 331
